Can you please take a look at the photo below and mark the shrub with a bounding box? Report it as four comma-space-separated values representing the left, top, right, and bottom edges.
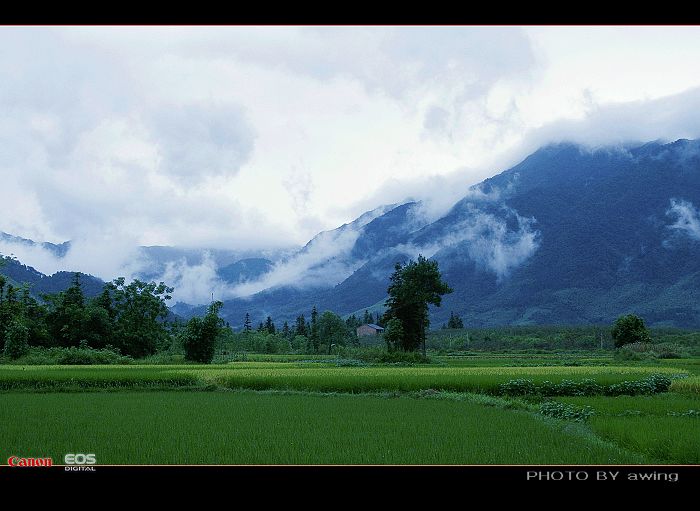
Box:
539, 401, 594, 422
499, 375, 671, 397
654, 343, 688, 359
1, 346, 132, 365
614, 344, 657, 361
646, 373, 672, 393
605, 379, 655, 396
499, 379, 537, 396
54, 346, 132, 365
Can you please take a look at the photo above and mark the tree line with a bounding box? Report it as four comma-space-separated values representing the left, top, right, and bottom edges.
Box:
0, 271, 174, 359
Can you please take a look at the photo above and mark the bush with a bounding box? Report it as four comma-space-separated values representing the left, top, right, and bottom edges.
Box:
614, 344, 658, 361
499, 375, 672, 397
1, 346, 132, 365
646, 373, 672, 393
499, 379, 537, 396
654, 343, 688, 359
539, 401, 594, 422
54, 346, 132, 365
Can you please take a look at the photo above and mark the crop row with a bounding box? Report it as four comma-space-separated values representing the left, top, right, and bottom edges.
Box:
0, 364, 687, 394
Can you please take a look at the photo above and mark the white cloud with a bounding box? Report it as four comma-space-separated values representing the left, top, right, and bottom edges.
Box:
230, 204, 392, 297
667, 198, 700, 241
3, 25, 700, 300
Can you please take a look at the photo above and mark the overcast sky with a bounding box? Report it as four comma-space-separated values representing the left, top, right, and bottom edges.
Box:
3, 26, 700, 252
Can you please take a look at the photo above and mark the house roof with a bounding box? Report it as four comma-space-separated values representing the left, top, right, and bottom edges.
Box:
366, 323, 384, 330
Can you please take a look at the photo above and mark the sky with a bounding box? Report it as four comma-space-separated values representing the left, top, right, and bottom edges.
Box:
3, 26, 700, 278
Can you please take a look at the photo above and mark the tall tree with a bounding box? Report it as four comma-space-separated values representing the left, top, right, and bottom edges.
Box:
183, 301, 224, 364
612, 314, 651, 348
447, 311, 464, 329
265, 315, 276, 334
310, 306, 319, 352
243, 312, 252, 332
295, 314, 306, 337
317, 310, 350, 354
43, 272, 87, 347
383, 255, 453, 354
107, 278, 173, 358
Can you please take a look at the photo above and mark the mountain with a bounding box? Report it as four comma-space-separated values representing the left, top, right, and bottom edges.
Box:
0, 256, 105, 297
198, 139, 700, 329
217, 258, 274, 284
0, 231, 71, 258
3, 139, 700, 329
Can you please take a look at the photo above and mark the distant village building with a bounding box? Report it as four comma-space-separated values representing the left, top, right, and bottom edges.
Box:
356, 323, 385, 337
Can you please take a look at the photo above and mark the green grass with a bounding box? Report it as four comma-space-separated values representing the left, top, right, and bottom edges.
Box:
193, 365, 685, 394
553, 394, 700, 464
0, 363, 686, 393
557, 393, 700, 416
0, 391, 644, 465
588, 416, 700, 464
671, 376, 700, 394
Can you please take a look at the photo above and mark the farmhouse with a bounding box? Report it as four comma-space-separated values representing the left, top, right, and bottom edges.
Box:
356, 323, 385, 336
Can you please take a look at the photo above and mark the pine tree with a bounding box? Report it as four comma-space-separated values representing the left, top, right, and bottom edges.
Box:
295, 315, 306, 336
265, 316, 276, 334
310, 306, 319, 352
243, 312, 252, 332
384, 255, 452, 353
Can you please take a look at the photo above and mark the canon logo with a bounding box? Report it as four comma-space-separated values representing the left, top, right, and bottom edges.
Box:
7, 456, 53, 467
64, 453, 97, 465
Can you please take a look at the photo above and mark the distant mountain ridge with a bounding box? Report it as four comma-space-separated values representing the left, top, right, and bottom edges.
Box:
0, 256, 104, 297
3, 139, 700, 329
191, 139, 700, 329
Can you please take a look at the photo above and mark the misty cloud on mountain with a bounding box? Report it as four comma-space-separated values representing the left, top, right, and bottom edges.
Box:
667, 198, 700, 241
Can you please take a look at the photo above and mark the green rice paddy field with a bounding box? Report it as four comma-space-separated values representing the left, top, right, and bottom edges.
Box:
0, 355, 698, 465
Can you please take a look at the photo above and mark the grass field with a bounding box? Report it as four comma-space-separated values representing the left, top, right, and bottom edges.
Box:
0, 355, 697, 465
554, 394, 700, 464
0, 363, 686, 393
0, 391, 644, 465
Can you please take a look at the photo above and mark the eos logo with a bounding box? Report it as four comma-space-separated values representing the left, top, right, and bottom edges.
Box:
64, 454, 96, 465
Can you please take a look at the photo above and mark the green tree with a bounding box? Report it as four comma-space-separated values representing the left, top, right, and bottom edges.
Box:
383, 255, 453, 353
310, 306, 319, 352
447, 311, 464, 329
43, 273, 87, 347
383, 317, 403, 352
4, 318, 29, 359
264, 316, 276, 334
243, 312, 252, 332
183, 301, 224, 363
317, 310, 350, 354
108, 278, 173, 358
611, 314, 651, 348
295, 314, 307, 337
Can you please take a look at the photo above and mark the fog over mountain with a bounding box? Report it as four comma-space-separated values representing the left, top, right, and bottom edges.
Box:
3, 27, 700, 326
5, 138, 698, 328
